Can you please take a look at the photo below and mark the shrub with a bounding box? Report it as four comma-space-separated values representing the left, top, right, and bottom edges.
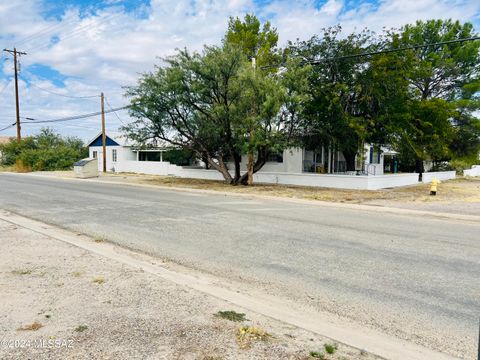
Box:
0, 128, 88, 171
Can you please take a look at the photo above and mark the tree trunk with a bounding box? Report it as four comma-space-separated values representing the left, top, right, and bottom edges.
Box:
232, 151, 241, 185
247, 151, 254, 185
415, 158, 424, 182
239, 148, 269, 185
343, 150, 357, 172
206, 155, 232, 183
202, 153, 209, 169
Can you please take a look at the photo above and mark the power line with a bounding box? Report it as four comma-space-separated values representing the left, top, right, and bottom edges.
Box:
26, 11, 122, 53
312, 36, 480, 63
263, 36, 480, 69
0, 123, 16, 132
15, 16, 79, 47
24, 78, 99, 99
24, 105, 130, 124
105, 97, 127, 125
21, 121, 99, 131
18, 3, 118, 52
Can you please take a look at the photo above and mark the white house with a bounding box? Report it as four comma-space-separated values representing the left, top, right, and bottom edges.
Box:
87, 132, 456, 189
87, 132, 173, 173
88, 132, 392, 175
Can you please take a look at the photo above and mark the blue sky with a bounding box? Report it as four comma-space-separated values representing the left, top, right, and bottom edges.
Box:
0, 0, 479, 140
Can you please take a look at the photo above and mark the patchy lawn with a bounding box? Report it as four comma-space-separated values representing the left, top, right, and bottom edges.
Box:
125, 173, 480, 204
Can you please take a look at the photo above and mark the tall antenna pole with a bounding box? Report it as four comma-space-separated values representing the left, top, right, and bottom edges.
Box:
3, 48, 27, 143
101, 92, 107, 173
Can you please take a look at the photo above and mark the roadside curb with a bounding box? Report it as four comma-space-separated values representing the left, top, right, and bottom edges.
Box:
6, 171, 480, 223
0, 210, 459, 360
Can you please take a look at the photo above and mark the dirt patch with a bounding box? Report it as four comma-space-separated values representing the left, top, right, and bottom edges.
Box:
0, 219, 378, 360
113, 173, 480, 204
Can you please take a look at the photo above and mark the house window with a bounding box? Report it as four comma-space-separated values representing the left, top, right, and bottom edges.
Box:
369, 147, 381, 164
139, 151, 161, 161
267, 152, 283, 163
112, 149, 117, 162
92, 151, 97, 159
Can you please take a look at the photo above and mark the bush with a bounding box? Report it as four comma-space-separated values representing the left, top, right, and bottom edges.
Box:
0, 128, 88, 171
449, 158, 479, 174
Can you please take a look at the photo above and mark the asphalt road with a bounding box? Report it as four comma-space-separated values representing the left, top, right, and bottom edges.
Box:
0, 173, 478, 359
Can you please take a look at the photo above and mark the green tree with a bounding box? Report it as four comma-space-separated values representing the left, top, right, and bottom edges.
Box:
125, 45, 246, 183
224, 14, 285, 184
0, 128, 87, 171
288, 26, 379, 171
125, 15, 301, 186
224, 14, 280, 69
385, 19, 480, 177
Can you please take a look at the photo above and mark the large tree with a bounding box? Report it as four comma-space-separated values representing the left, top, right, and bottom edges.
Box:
287, 26, 379, 171
124, 45, 247, 183
224, 13, 280, 69
384, 19, 480, 177
125, 14, 304, 186
224, 14, 284, 184
124, 43, 290, 185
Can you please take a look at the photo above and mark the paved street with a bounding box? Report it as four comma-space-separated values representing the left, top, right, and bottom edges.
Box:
0, 173, 479, 359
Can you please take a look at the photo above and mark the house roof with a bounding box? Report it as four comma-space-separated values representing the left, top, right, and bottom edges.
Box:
87, 132, 130, 147
87, 131, 171, 149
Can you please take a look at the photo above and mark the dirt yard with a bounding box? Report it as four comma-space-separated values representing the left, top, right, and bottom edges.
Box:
0, 218, 378, 360
102, 172, 480, 214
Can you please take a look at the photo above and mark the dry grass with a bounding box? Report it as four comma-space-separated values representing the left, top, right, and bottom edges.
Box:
75, 325, 88, 332
17, 321, 43, 331
92, 276, 105, 284
0, 165, 17, 172
127, 174, 480, 205
236, 326, 271, 349
14, 159, 32, 173
11, 268, 33, 275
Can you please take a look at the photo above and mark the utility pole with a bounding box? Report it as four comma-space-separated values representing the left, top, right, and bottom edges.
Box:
247, 57, 256, 186
3, 48, 27, 143
100, 92, 107, 173
478, 318, 480, 360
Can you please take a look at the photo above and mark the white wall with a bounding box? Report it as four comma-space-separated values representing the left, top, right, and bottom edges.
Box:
366, 174, 420, 190
230, 148, 304, 173
253, 172, 420, 190
89, 146, 135, 172
115, 160, 181, 176
422, 171, 456, 183
89, 145, 465, 189
111, 160, 422, 189
464, 165, 480, 177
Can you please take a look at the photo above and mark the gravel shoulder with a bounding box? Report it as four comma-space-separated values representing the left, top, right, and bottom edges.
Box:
0, 218, 378, 360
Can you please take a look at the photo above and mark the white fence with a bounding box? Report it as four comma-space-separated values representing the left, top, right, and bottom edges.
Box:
114, 160, 181, 176
422, 171, 457, 183
111, 160, 464, 190
464, 165, 480, 177
253, 172, 421, 190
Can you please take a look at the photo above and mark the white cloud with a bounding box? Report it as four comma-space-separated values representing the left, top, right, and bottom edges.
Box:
0, 0, 479, 140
